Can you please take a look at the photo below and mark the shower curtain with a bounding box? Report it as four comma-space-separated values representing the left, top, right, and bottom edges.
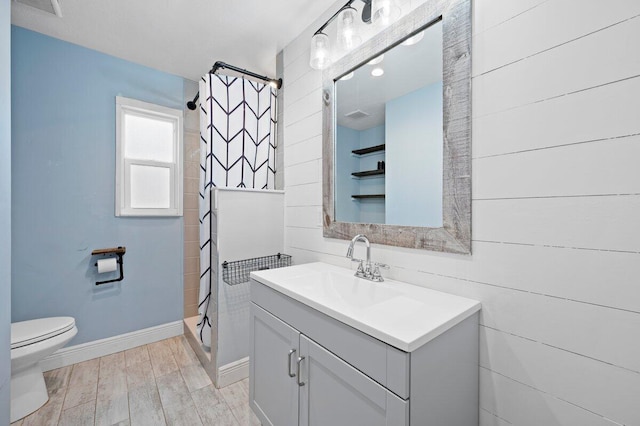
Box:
197, 73, 277, 346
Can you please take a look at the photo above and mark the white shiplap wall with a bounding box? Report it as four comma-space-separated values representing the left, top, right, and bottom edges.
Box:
279, 0, 640, 425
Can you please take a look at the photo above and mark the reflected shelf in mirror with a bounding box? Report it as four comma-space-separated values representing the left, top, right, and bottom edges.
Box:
351, 194, 385, 199
351, 144, 385, 155
351, 169, 385, 178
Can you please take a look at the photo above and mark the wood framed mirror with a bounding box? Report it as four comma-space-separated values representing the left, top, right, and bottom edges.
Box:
322, 0, 471, 254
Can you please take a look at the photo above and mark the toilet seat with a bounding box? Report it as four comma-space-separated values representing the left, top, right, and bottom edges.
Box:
11, 317, 76, 350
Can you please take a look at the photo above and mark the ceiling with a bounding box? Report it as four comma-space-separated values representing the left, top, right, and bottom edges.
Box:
336, 20, 443, 131
11, 0, 338, 82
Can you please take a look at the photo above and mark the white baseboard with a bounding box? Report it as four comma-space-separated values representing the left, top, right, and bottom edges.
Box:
40, 321, 184, 372
217, 356, 249, 388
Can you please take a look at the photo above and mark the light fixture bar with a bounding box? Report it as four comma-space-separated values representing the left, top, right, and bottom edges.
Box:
314, 0, 372, 36
310, 0, 373, 70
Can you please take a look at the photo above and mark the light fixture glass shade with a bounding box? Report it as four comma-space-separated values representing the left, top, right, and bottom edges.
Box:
337, 7, 362, 52
371, 0, 401, 26
309, 33, 331, 70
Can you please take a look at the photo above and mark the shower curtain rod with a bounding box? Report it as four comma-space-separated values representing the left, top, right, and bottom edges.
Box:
186, 61, 283, 110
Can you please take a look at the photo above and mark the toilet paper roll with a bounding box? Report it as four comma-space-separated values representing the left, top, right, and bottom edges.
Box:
97, 258, 118, 274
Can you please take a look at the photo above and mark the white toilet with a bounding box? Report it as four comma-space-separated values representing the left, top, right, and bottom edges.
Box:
10, 317, 77, 422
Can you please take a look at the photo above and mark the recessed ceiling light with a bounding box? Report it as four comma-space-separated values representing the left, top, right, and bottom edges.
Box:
371, 67, 384, 77
340, 72, 354, 81
402, 31, 425, 46
368, 54, 384, 65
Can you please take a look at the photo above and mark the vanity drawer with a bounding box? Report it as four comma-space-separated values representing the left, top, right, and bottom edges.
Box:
251, 279, 410, 399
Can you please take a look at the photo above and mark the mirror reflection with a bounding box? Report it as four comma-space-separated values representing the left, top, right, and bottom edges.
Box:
334, 20, 443, 227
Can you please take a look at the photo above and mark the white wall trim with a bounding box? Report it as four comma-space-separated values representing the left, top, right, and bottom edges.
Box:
217, 356, 249, 388
40, 320, 184, 372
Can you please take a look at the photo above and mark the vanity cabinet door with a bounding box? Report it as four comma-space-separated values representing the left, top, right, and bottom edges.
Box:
250, 304, 300, 426
298, 335, 409, 426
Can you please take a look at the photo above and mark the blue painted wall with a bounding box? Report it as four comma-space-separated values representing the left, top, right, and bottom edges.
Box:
386, 82, 442, 227
11, 27, 184, 345
1, 2, 12, 422
356, 125, 385, 224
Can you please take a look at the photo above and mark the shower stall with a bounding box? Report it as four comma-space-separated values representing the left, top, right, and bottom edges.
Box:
183, 63, 285, 387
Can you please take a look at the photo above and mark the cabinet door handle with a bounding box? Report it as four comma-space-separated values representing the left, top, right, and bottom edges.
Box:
287, 349, 297, 378
296, 356, 306, 386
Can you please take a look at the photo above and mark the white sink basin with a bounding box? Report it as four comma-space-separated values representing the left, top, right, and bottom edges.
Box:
251, 262, 481, 352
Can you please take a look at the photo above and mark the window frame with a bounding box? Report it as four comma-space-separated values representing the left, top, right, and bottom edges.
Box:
115, 96, 183, 217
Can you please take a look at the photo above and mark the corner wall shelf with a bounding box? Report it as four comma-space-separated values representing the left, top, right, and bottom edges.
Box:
352, 194, 385, 199
352, 169, 385, 178
352, 144, 385, 156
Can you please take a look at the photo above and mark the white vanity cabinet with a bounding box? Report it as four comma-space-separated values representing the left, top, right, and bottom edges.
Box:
249, 263, 481, 426
250, 304, 299, 426
250, 303, 408, 426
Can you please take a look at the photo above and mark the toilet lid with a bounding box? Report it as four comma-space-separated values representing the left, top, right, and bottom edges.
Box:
11, 317, 76, 349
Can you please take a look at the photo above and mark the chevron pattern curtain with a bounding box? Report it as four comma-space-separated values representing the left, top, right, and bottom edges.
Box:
197, 74, 278, 346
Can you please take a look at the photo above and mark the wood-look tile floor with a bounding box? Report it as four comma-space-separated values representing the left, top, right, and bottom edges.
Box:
10, 336, 261, 426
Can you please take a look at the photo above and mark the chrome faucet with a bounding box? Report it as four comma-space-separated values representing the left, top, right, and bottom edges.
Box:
346, 234, 389, 282
347, 234, 370, 263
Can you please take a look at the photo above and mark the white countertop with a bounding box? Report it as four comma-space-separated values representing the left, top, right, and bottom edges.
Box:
250, 262, 481, 352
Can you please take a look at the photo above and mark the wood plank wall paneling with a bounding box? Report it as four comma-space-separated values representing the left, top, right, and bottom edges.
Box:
473, 65, 640, 159
473, 16, 640, 117
473, 0, 640, 76
280, 1, 640, 425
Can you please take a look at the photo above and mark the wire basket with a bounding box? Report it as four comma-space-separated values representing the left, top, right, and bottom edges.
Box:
222, 253, 292, 286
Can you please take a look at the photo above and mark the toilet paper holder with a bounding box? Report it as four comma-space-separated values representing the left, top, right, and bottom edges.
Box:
91, 246, 126, 285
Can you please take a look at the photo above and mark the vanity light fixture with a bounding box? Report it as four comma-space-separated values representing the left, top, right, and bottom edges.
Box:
371, 67, 384, 77
371, 0, 402, 26
337, 7, 363, 52
310, 33, 332, 70
310, 0, 401, 70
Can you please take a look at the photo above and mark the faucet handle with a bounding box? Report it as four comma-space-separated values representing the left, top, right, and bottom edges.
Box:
374, 262, 389, 269
351, 259, 367, 277
371, 263, 387, 282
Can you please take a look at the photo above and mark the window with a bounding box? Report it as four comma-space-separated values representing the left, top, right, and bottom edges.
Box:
115, 96, 183, 216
